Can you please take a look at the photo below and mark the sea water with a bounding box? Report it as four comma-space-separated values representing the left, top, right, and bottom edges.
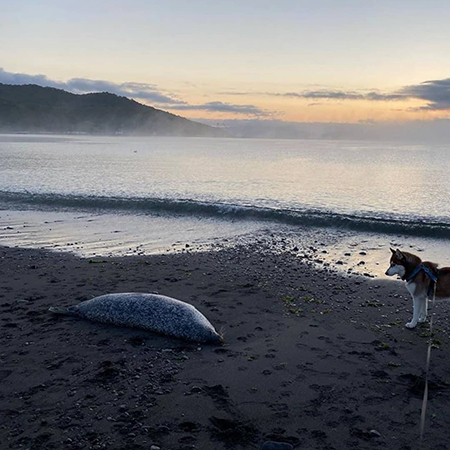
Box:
1, 134, 449, 276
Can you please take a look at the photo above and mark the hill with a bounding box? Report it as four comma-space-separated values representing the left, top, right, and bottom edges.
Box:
0, 83, 225, 137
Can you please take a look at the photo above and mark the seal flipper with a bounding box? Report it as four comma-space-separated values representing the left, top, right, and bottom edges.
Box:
49, 306, 78, 315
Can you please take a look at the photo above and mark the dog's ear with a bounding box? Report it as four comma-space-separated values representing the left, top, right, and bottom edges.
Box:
390, 247, 396, 254
395, 249, 405, 260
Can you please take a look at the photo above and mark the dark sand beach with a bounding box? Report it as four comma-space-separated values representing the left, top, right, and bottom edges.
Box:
1, 241, 450, 450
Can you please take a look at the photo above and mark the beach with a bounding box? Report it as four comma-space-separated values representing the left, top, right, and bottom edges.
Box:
2, 241, 450, 450
2, 133, 450, 450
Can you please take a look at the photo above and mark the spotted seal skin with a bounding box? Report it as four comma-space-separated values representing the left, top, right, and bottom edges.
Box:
49, 293, 222, 343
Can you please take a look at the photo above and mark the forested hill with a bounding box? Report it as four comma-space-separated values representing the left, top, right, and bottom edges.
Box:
0, 83, 225, 137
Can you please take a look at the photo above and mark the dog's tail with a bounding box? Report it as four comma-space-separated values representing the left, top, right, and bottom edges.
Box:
49, 306, 78, 316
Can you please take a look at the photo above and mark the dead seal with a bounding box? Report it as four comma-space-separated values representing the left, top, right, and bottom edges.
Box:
49, 293, 222, 343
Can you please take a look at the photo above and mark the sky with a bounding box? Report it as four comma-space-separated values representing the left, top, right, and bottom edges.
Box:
2, 0, 450, 125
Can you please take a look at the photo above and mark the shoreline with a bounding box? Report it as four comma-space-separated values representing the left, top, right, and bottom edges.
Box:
3, 207, 450, 282
2, 243, 450, 449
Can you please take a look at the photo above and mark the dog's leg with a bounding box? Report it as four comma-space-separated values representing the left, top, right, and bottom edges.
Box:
418, 297, 428, 323
406, 295, 422, 328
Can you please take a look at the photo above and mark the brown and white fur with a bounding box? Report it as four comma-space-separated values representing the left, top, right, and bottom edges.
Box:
385, 248, 450, 328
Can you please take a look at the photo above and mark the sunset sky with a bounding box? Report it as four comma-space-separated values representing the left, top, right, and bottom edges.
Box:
2, 0, 450, 124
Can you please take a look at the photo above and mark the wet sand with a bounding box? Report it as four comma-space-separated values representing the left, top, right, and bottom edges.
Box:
1, 242, 450, 449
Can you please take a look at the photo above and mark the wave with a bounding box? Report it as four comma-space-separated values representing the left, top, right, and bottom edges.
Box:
1, 191, 450, 238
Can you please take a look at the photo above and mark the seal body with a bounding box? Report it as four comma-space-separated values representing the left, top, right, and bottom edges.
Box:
50, 293, 221, 343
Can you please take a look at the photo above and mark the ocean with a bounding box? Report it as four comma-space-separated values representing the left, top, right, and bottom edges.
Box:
1, 134, 450, 276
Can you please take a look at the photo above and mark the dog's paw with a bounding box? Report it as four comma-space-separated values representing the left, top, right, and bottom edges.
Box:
405, 322, 417, 329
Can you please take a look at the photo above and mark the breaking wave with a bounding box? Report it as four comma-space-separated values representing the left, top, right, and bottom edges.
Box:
1, 191, 450, 238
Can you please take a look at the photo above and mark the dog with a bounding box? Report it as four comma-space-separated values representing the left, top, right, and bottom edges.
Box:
385, 248, 450, 328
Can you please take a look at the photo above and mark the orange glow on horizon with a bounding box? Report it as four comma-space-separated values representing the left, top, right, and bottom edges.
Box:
162, 96, 450, 124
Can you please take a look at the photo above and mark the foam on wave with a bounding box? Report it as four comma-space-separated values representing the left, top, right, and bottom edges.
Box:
1, 191, 449, 238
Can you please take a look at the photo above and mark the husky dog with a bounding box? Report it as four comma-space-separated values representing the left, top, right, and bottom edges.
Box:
385, 248, 450, 328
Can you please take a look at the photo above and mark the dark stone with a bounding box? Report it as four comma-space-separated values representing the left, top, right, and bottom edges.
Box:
261, 441, 294, 450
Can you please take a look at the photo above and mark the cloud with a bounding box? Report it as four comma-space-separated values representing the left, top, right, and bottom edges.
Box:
0, 67, 183, 105
222, 88, 406, 102
0, 67, 67, 90
221, 80, 450, 111
277, 83, 450, 110
280, 90, 365, 100
169, 101, 269, 116
216, 91, 250, 96
365, 92, 405, 101
399, 78, 450, 110
67, 78, 184, 104
221, 82, 450, 111
260, 89, 405, 101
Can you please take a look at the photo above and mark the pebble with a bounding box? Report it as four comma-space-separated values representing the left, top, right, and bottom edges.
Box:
261, 442, 294, 450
